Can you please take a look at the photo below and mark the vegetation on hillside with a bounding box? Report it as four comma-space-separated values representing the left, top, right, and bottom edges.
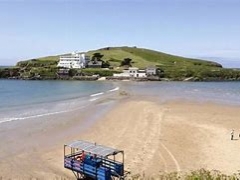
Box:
121, 58, 133, 67
1, 46, 240, 81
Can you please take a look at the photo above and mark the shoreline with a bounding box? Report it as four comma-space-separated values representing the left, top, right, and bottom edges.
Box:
1, 94, 240, 179
3, 76, 240, 82
0, 96, 121, 179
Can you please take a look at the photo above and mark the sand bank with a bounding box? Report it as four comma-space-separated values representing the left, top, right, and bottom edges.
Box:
1, 97, 240, 179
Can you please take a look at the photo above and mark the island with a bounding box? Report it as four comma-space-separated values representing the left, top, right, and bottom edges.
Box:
1, 46, 240, 81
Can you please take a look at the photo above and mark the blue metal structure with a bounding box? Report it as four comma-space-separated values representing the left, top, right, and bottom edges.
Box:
64, 140, 128, 180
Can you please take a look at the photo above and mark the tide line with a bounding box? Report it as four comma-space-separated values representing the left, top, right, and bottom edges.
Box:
89, 97, 100, 102
90, 92, 104, 97
0, 110, 69, 124
108, 87, 119, 92
0, 106, 86, 124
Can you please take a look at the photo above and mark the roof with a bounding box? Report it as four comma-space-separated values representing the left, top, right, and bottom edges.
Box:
128, 67, 139, 70
65, 140, 123, 157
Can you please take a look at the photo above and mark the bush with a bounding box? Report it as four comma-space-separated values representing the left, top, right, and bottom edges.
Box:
38, 68, 57, 78
129, 169, 240, 179
69, 69, 78, 77
120, 58, 132, 67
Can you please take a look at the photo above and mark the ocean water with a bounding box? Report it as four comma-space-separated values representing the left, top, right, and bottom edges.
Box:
0, 80, 118, 124
0, 80, 240, 124
121, 81, 240, 105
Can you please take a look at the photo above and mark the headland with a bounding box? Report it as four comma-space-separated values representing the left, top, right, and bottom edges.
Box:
1, 46, 240, 82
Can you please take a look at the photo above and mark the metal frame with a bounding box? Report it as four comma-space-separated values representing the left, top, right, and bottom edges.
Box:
64, 140, 129, 180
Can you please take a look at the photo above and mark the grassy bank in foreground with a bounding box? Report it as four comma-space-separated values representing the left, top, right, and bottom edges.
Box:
130, 169, 240, 180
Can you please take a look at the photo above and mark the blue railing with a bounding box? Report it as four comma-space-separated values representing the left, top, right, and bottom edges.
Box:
64, 157, 111, 180
64, 154, 124, 179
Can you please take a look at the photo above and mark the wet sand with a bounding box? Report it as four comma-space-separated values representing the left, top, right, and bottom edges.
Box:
1, 96, 240, 179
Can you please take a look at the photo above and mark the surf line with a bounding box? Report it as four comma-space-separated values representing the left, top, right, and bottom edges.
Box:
108, 87, 119, 92
90, 92, 104, 97
0, 110, 71, 124
89, 97, 100, 102
0, 106, 87, 124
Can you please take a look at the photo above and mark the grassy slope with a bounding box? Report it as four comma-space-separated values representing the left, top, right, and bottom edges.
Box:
85, 47, 224, 79
86, 47, 156, 68
18, 46, 220, 68
86, 47, 221, 69
15, 46, 234, 80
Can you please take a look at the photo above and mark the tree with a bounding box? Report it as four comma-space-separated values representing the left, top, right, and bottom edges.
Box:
91, 53, 104, 62
120, 58, 132, 67
69, 69, 77, 77
102, 61, 110, 68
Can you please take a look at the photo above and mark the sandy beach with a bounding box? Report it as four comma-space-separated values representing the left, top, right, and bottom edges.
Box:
1, 94, 240, 179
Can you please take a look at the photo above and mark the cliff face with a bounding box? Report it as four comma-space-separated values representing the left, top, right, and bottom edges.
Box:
1, 46, 240, 81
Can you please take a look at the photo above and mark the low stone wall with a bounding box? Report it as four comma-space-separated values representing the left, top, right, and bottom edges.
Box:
106, 76, 161, 81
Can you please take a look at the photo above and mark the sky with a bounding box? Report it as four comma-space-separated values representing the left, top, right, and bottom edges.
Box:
0, 0, 240, 67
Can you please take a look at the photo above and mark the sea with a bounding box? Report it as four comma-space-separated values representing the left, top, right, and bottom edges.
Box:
0, 80, 240, 124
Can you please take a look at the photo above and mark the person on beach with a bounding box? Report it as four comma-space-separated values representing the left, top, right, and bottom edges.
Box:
76, 150, 85, 162
231, 129, 234, 140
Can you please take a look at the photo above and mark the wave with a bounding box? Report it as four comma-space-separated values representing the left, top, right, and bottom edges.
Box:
108, 87, 119, 92
89, 97, 100, 102
90, 87, 120, 97
90, 92, 104, 97
0, 104, 88, 124
0, 86, 120, 124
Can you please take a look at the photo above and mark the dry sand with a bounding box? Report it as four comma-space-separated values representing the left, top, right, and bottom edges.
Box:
1, 97, 240, 179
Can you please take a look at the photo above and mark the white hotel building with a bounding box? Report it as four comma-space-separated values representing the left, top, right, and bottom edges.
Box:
57, 52, 89, 69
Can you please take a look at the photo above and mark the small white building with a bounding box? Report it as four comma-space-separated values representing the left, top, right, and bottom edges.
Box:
125, 67, 138, 77
114, 67, 146, 78
57, 52, 89, 69
136, 69, 147, 78
113, 73, 130, 77
146, 66, 158, 76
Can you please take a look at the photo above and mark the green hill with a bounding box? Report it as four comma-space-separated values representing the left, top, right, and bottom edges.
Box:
87, 46, 221, 68
17, 46, 221, 68
2, 46, 240, 81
